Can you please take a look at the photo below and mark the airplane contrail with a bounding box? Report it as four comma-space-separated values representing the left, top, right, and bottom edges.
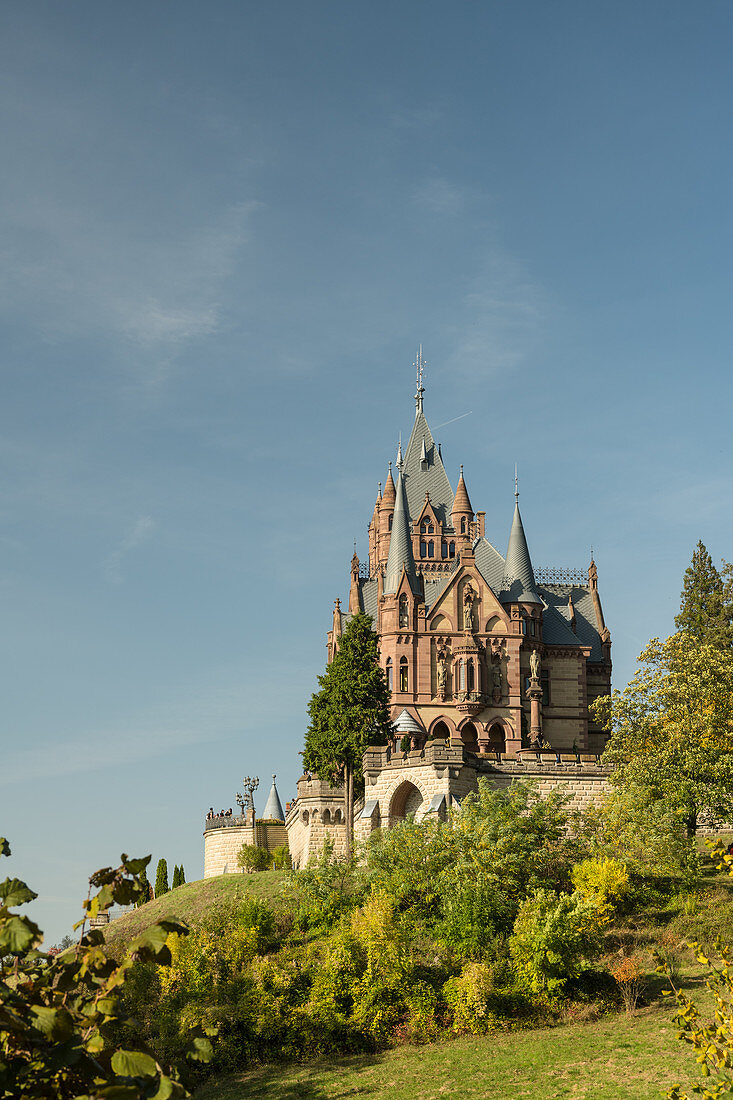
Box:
433, 411, 473, 430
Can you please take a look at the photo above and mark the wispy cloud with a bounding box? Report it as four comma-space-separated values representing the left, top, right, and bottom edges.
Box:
445, 251, 548, 378
103, 515, 155, 584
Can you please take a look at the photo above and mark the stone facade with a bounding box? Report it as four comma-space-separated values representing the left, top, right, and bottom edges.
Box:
286, 742, 611, 867
204, 816, 288, 878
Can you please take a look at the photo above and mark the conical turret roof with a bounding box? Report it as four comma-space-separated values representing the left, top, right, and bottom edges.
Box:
451, 466, 473, 517
499, 502, 542, 604
384, 467, 420, 595
382, 464, 396, 507
262, 775, 285, 822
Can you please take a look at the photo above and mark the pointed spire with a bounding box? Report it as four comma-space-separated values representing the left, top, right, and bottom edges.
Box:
499, 499, 542, 605
382, 463, 396, 507
396, 434, 403, 470
451, 464, 473, 519
414, 345, 425, 415
262, 774, 285, 823
384, 466, 419, 595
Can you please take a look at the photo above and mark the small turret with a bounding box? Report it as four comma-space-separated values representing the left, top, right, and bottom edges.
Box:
451, 465, 474, 539
262, 775, 285, 823
499, 496, 542, 605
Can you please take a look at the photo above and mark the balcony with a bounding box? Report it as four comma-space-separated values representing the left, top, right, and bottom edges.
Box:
455, 691, 487, 716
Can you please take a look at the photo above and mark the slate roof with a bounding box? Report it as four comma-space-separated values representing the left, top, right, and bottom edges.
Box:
499, 503, 542, 604
473, 535, 506, 593
262, 776, 285, 822
401, 406, 455, 528
539, 584, 605, 661
384, 467, 420, 595
392, 708, 424, 734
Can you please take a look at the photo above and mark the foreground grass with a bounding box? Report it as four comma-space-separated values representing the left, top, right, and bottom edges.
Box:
103, 872, 288, 950
196, 994, 709, 1100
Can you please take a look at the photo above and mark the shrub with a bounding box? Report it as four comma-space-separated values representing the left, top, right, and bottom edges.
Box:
509, 888, 606, 993
571, 856, 630, 915
0, 837, 212, 1098
287, 836, 364, 929
237, 844, 271, 872
610, 954, 646, 1013
444, 961, 498, 1034
271, 845, 291, 870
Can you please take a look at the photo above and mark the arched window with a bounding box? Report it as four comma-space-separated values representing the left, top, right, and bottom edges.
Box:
386, 657, 393, 690
461, 517, 466, 534
302, 810, 310, 825
521, 616, 528, 636
399, 657, 408, 692
427, 541, 434, 558
420, 520, 434, 535
432, 721, 450, 741
461, 722, 479, 751
399, 593, 409, 627
441, 540, 448, 559
420, 540, 427, 558
323, 808, 331, 825
459, 660, 466, 690
388, 513, 393, 531
488, 723, 506, 754
449, 541, 455, 557
467, 659, 475, 692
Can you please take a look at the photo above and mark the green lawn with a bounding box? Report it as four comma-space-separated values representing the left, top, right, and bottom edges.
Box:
103, 872, 288, 952
196, 996, 708, 1100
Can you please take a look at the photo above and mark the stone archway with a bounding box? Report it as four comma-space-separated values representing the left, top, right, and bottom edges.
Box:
487, 721, 506, 754
459, 721, 479, 752
389, 780, 424, 823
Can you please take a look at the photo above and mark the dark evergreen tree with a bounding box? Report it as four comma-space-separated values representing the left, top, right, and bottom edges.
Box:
171, 865, 180, 889
676, 541, 733, 650
154, 858, 169, 897
179, 864, 186, 886
304, 612, 392, 852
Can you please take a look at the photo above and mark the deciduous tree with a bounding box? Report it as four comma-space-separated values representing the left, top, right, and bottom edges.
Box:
595, 634, 733, 835
304, 613, 392, 852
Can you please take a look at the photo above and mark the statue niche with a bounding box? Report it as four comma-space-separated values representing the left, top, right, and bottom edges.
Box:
462, 582, 476, 633
436, 645, 450, 700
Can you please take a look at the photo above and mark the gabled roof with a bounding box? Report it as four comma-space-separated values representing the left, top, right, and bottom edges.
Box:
384, 467, 420, 595
401, 405, 454, 527
539, 584, 605, 661
499, 503, 542, 605
262, 775, 285, 822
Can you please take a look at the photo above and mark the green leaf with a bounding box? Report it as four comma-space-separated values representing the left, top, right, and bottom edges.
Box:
0, 913, 41, 954
110, 1049, 158, 1077
121, 854, 151, 875
0, 839, 10, 858
30, 1005, 74, 1040
0, 876, 38, 907
186, 1036, 213, 1063
152, 1075, 183, 1099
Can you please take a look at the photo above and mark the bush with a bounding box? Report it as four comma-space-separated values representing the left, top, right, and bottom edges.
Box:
571, 856, 630, 915
287, 837, 364, 930
0, 837, 212, 1098
509, 888, 606, 993
610, 954, 646, 1013
444, 961, 498, 1034
271, 845, 291, 870
237, 844, 271, 872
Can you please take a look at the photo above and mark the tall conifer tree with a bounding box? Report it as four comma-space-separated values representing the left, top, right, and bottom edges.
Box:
304, 612, 392, 852
171, 865, 180, 889
676, 541, 733, 650
179, 865, 186, 885
136, 865, 150, 908
154, 858, 169, 897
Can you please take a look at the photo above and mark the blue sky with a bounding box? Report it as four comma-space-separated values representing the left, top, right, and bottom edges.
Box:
3, 1, 733, 944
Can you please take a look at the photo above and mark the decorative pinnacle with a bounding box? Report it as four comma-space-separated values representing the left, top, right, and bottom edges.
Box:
514, 464, 519, 503
414, 344, 426, 413
396, 433, 403, 470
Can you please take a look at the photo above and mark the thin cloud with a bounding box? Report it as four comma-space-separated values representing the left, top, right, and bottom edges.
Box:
103, 515, 155, 584
413, 177, 469, 216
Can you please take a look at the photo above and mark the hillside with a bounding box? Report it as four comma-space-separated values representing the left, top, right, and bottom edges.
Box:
102, 872, 288, 951
196, 990, 711, 1100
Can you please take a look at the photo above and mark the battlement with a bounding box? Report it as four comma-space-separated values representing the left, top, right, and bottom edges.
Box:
362, 741, 609, 777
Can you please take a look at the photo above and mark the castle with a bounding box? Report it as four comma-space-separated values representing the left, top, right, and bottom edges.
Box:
285, 362, 613, 866
204, 361, 614, 875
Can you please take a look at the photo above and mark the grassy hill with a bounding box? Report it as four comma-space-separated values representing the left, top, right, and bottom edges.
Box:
103, 871, 288, 951
195, 990, 711, 1100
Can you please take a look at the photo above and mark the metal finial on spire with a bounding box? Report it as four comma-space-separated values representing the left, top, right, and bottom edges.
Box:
353, 538, 357, 554
414, 345, 426, 414
396, 432, 403, 470
514, 464, 519, 503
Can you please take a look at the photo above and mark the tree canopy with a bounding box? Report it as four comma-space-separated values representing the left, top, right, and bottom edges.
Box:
595, 633, 733, 834
304, 612, 392, 848
675, 540, 733, 650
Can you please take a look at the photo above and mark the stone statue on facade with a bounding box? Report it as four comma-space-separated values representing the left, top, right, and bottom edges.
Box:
530, 649, 541, 681
463, 583, 476, 632
436, 647, 449, 696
